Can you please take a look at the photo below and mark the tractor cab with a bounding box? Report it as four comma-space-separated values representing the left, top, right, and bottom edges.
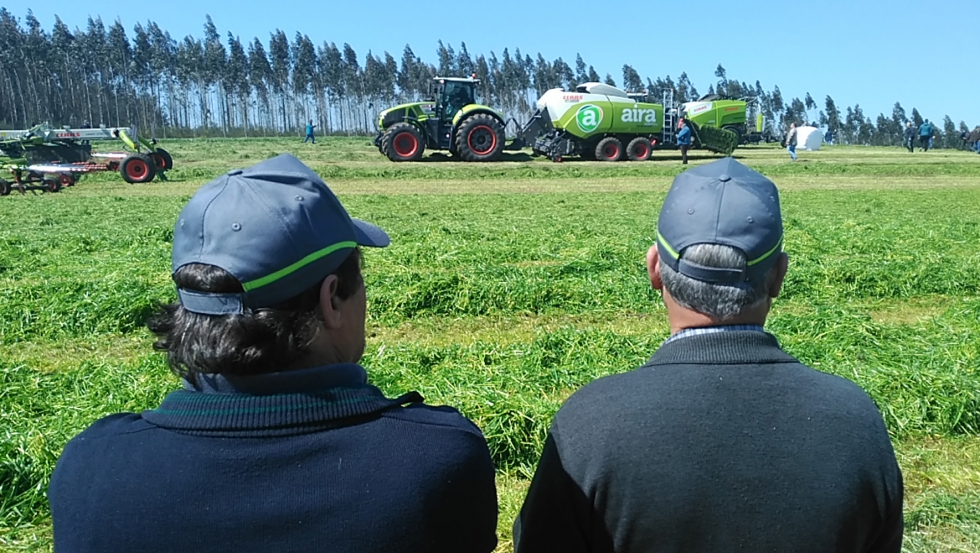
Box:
431, 77, 479, 149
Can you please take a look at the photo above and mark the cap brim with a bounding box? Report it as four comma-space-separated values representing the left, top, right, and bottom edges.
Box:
352, 219, 390, 247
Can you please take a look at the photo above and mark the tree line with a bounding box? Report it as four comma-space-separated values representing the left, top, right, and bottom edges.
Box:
0, 9, 975, 149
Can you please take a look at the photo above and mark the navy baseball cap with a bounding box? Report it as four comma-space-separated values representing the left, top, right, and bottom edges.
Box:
172, 153, 389, 315
657, 157, 783, 284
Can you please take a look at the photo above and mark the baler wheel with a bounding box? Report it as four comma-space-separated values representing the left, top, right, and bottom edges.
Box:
627, 137, 653, 161
595, 137, 624, 162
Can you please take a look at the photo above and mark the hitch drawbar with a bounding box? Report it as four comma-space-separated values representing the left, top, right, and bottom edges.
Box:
503, 109, 550, 151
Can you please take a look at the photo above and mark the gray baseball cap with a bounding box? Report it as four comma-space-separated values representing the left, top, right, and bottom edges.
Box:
172, 153, 389, 315
657, 157, 783, 284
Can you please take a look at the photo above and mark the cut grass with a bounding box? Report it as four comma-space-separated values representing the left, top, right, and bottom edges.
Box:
2, 139, 980, 552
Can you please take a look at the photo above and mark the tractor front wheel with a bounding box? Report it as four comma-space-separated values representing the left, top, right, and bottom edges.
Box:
0, 179, 10, 196
120, 154, 157, 184
455, 114, 505, 162
595, 137, 624, 162
382, 123, 425, 162
627, 137, 653, 161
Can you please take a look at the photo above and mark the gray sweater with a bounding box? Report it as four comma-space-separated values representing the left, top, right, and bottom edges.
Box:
515, 331, 903, 553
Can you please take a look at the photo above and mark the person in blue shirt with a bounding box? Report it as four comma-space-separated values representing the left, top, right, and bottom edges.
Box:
918, 120, 933, 151
676, 119, 692, 164
304, 120, 316, 143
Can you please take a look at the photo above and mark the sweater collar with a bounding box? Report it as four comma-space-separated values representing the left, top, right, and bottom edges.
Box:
145, 364, 422, 432
183, 363, 368, 395
646, 330, 799, 367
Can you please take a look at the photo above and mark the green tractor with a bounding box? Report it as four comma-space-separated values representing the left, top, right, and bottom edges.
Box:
374, 77, 518, 162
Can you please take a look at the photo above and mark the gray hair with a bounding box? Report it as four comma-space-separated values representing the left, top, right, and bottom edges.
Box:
660, 243, 773, 321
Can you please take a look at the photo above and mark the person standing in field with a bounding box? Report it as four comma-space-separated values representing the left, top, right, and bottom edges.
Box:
676, 119, 692, 165
48, 154, 498, 553
514, 158, 904, 553
904, 122, 916, 153
785, 122, 798, 160
304, 119, 316, 143
919, 119, 933, 151
971, 126, 980, 154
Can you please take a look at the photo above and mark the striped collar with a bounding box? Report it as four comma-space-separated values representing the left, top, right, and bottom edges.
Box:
663, 324, 767, 346
144, 384, 423, 434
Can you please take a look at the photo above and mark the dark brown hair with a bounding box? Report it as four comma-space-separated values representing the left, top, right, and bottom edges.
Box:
148, 249, 361, 379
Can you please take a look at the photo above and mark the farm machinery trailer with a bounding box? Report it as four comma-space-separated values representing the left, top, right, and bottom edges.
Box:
374, 77, 737, 162
682, 94, 769, 145
528, 83, 736, 161
0, 123, 173, 195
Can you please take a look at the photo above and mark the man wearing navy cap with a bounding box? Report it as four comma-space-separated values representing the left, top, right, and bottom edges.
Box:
49, 154, 498, 553
514, 158, 903, 553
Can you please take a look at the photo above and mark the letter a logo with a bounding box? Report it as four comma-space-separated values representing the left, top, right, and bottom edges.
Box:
576, 105, 603, 133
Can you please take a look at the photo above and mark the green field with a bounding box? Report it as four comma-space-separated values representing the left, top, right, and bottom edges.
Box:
2, 139, 979, 552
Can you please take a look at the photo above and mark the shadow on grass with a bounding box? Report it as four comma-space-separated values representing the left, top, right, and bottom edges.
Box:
418, 151, 739, 164
420, 152, 537, 163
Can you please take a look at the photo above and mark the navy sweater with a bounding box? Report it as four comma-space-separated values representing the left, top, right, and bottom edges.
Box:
49, 366, 498, 553
515, 331, 903, 553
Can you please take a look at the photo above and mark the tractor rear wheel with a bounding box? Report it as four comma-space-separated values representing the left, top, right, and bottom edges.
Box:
151, 148, 174, 171
120, 154, 157, 184
627, 137, 653, 161
44, 178, 62, 193
0, 179, 10, 196
595, 137, 623, 162
382, 123, 425, 162
455, 114, 505, 162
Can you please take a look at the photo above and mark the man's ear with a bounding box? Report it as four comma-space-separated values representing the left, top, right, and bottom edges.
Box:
768, 252, 789, 298
647, 245, 663, 291
318, 275, 343, 329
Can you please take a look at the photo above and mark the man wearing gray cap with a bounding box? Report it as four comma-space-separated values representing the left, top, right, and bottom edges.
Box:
49, 154, 498, 553
514, 158, 903, 553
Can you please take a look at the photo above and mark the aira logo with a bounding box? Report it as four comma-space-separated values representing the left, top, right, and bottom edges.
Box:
576, 105, 603, 133
621, 107, 657, 125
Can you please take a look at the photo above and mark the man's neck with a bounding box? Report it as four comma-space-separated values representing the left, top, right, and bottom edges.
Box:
664, 293, 770, 336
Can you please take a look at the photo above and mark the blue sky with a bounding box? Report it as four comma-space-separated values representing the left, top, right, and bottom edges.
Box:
9, 0, 979, 127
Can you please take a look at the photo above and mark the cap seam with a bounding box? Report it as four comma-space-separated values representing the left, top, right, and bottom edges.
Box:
197, 175, 231, 259
712, 179, 725, 245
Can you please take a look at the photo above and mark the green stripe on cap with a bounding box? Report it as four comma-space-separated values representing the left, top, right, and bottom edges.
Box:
657, 232, 680, 259
242, 240, 357, 291
746, 235, 784, 266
